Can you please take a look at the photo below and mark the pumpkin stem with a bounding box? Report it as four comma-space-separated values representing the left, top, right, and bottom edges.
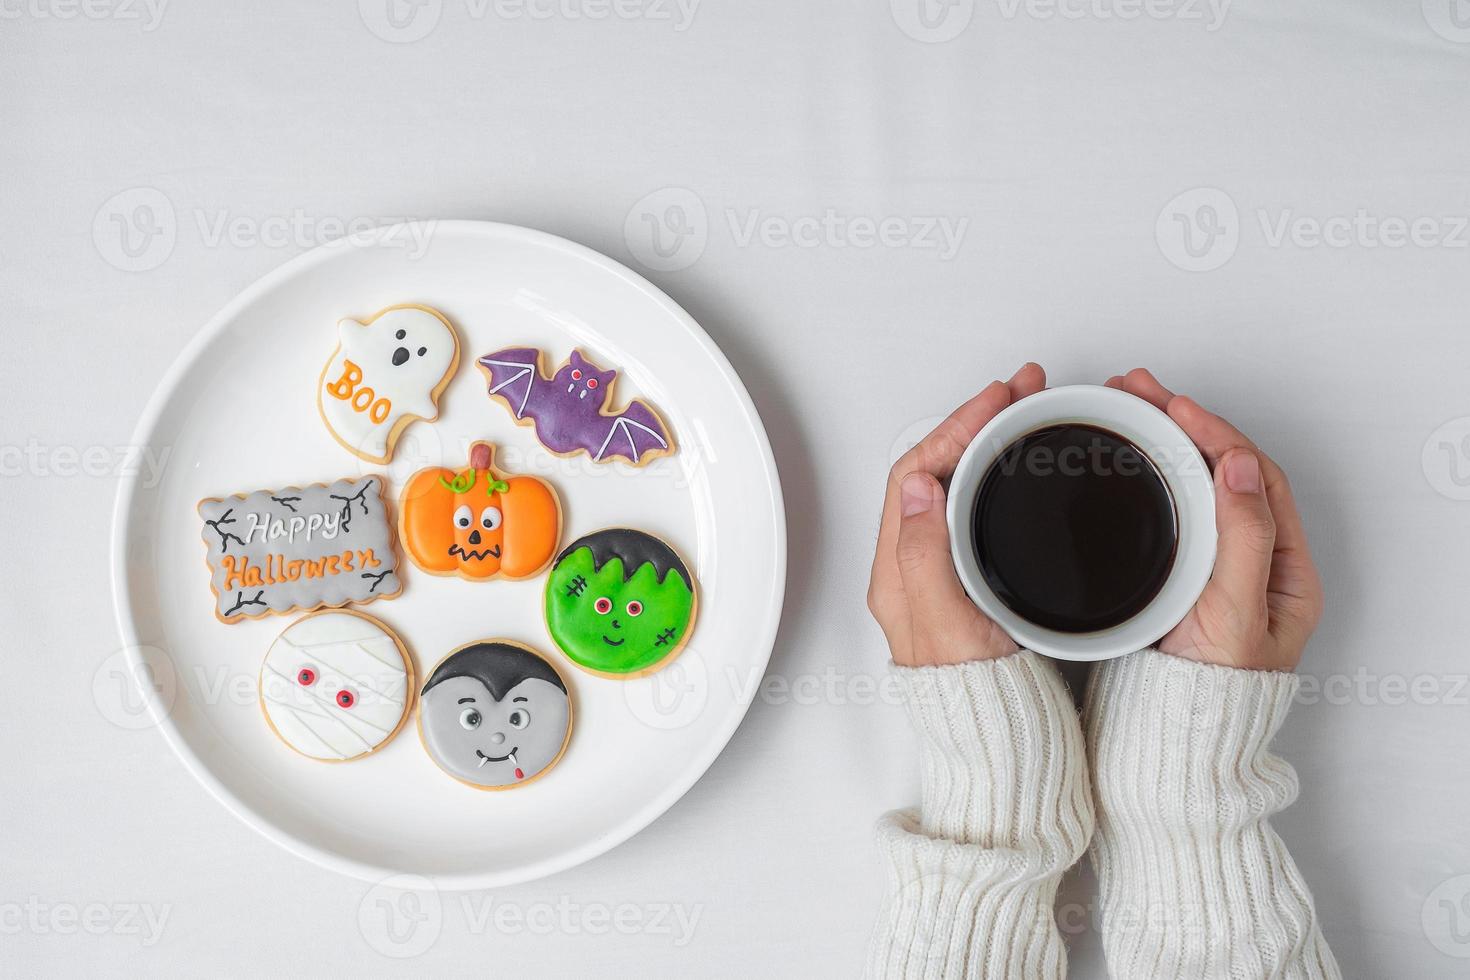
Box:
469, 442, 494, 471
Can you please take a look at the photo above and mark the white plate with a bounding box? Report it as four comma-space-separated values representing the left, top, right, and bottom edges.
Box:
110, 221, 786, 889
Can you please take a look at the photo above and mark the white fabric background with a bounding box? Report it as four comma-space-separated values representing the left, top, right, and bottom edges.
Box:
4, 1, 1469, 975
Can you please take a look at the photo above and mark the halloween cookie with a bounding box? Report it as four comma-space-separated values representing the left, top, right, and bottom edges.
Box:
318, 304, 460, 464
477, 347, 675, 466
418, 641, 572, 790
258, 610, 413, 762
198, 476, 402, 624
399, 441, 561, 581
544, 528, 697, 678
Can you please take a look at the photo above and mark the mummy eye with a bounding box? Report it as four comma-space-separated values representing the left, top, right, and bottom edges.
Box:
335, 689, 356, 709
296, 667, 317, 686
508, 709, 530, 729
459, 708, 481, 730
479, 507, 502, 530
571, 369, 583, 381
587, 378, 599, 389
626, 600, 643, 616
594, 597, 612, 615
453, 505, 472, 529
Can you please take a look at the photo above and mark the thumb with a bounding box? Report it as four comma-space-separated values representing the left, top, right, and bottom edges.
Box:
1204, 448, 1276, 631
894, 472, 977, 649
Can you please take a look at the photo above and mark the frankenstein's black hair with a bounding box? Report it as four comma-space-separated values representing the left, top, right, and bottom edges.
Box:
421, 642, 566, 700
554, 528, 693, 590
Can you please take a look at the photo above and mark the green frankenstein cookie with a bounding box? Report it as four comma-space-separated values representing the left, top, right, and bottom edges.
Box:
544, 528, 697, 677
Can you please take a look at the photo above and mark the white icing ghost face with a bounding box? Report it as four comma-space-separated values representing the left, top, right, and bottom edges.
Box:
259, 612, 412, 762
418, 643, 572, 789
319, 305, 459, 462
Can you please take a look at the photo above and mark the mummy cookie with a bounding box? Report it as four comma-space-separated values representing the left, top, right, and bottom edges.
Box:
418, 641, 572, 790
198, 476, 402, 624
318, 304, 460, 464
399, 441, 561, 581
258, 610, 413, 762
477, 347, 675, 466
544, 528, 697, 678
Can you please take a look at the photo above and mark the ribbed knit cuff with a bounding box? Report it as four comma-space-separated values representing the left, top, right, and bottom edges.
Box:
866, 651, 1094, 979
895, 650, 1093, 850
1085, 649, 1341, 979
1086, 648, 1301, 828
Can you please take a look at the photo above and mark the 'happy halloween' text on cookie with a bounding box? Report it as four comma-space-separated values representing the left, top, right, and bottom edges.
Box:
477, 347, 674, 466
318, 304, 460, 464
544, 528, 697, 677
417, 640, 572, 790
198, 476, 402, 623
398, 441, 561, 581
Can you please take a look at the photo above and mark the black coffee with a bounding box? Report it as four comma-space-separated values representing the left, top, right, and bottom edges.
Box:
971, 424, 1177, 633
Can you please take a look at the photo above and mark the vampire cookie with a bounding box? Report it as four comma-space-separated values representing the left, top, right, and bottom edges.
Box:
417, 640, 573, 790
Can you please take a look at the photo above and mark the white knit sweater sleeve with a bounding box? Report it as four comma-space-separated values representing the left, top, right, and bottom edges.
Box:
866, 650, 1094, 979
1085, 648, 1341, 980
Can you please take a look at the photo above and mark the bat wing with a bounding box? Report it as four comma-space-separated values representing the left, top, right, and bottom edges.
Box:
477, 348, 543, 420
594, 400, 673, 464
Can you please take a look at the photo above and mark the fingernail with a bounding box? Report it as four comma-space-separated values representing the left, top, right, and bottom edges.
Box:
901, 473, 934, 516
1224, 452, 1261, 493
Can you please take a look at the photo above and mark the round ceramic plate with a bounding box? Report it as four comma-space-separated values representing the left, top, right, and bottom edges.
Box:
110, 221, 786, 888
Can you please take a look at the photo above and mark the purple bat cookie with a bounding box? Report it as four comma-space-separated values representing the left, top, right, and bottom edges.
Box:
477, 348, 676, 465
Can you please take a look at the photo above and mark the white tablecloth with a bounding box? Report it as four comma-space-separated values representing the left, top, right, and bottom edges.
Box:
5, 1, 1469, 975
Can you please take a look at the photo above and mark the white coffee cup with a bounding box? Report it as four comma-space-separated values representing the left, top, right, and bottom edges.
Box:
946, 385, 1217, 662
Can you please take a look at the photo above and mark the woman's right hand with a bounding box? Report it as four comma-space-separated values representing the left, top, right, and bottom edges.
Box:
1105, 369, 1324, 672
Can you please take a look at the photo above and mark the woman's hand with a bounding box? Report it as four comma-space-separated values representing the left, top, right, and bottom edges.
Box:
1105, 369, 1324, 672
867, 363, 1047, 668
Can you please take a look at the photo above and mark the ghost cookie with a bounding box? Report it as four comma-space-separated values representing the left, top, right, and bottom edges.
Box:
418, 641, 572, 790
544, 528, 697, 678
318, 304, 460, 463
258, 610, 413, 762
477, 347, 675, 466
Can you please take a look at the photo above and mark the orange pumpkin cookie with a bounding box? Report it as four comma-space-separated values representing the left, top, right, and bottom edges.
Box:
399, 442, 561, 580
